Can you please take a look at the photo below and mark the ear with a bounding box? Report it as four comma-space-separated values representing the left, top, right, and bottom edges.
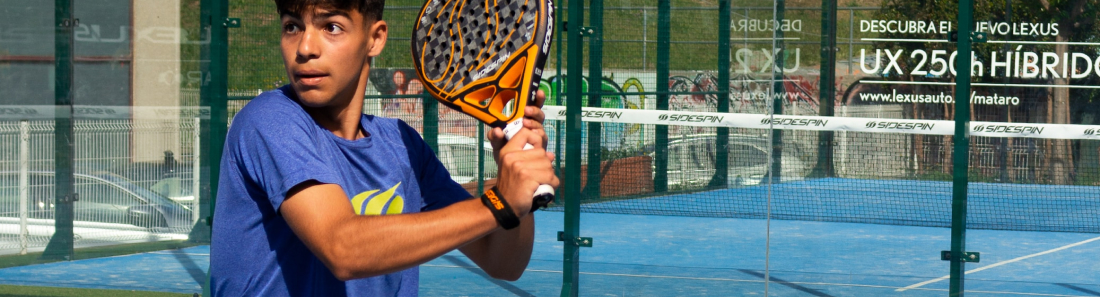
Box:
367, 20, 388, 57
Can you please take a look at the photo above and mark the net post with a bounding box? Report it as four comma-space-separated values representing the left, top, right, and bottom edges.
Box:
584, 0, 603, 201
42, 0, 76, 262
654, 0, 671, 193
949, 0, 975, 295
562, 0, 586, 294
810, 0, 837, 178
710, 0, 730, 189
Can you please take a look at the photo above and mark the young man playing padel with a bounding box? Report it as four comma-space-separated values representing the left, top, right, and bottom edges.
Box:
209, 0, 560, 295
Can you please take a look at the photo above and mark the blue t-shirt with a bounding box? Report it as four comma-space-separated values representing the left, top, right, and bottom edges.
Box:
210, 86, 472, 296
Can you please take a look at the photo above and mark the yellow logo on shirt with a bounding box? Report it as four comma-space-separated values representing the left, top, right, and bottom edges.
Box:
350, 183, 404, 215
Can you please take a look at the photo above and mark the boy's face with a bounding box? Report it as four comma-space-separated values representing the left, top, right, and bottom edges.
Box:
280, 7, 386, 107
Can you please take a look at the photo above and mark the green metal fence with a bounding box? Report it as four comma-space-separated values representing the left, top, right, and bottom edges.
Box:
0, 0, 1061, 295
207, 0, 1100, 296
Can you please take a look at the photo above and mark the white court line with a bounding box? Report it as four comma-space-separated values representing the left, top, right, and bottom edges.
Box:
148, 251, 210, 256
422, 264, 1093, 296
897, 235, 1100, 292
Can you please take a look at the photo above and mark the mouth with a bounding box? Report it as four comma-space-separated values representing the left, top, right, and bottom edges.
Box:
294, 70, 328, 86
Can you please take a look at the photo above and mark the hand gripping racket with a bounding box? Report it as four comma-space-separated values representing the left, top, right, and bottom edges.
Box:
412, 0, 556, 210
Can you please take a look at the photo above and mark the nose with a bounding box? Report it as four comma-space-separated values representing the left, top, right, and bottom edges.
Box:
296, 28, 320, 62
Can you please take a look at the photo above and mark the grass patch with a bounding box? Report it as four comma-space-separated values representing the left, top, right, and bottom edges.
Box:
0, 240, 202, 269
0, 284, 190, 297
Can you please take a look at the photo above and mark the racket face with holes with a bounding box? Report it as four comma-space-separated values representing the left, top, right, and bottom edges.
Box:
412, 0, 554, 128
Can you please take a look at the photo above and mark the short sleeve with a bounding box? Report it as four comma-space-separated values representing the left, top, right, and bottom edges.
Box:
395, 120, 473, 211
225, 95, 341, 211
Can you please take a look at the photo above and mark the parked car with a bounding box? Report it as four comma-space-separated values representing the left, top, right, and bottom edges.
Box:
645, 133, 809, 189
107, 158, 196, 204
0, 171, 192, 232
435, 134, 497, 184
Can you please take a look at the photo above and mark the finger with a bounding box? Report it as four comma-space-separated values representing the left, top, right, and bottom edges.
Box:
523, 118, 545, 133
501, 128, 537, 154
487, 127, 506, 163
524, 106, 545, 123
533, 89, 546, 108
487, 127, 506, 146
512, 127, 544, 151
518, 152, 560, 188
525, 121, 548, 149
522, 108, 548, 149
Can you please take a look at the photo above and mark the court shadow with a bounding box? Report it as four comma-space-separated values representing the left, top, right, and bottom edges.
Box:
737, 269, 835, 297
440, 255, 535, 297
1056, 283, 1100, 296
170, 249, 206, 287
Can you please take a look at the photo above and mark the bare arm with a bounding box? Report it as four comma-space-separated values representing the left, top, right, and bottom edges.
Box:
459, 214, 535, 280
459, 91, 551, 280
281, 182, 498, 280
280, 128, 558, 281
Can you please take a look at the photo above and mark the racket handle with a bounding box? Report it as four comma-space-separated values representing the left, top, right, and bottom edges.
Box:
505, 121, 556, 211
532, 184, 555, 210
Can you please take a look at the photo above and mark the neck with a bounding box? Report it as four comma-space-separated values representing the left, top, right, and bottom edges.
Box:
304, 82, 367, 141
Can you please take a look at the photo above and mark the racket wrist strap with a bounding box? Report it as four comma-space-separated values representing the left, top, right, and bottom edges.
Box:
481, 186, 520, 230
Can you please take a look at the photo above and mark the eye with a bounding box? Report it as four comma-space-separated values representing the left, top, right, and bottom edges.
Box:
283, 23, 300, 34
324, 23, 344, 34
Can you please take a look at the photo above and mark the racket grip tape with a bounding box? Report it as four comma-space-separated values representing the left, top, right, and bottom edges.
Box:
501, 120, 557, 212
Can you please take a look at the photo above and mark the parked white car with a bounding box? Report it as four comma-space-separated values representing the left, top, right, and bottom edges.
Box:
435, 134, 497, 184
646, 133, 809, 189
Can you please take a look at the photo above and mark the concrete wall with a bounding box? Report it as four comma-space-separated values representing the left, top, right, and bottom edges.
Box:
131, 0, 181, 163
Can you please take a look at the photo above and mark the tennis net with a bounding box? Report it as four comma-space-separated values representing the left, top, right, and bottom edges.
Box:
543, 106, 1100, 233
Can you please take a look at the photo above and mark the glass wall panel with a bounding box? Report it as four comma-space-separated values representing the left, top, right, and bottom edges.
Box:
963, 0, 1100, 295
0, 0, 209, 295
764, 0, 960, 295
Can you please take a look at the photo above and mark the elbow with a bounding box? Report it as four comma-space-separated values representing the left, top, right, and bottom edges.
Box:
324, 250, 366, 281
326, 257, 386, 281
331, 267, 358, 282
485, 267, 524, 281
323, 245, 385, 281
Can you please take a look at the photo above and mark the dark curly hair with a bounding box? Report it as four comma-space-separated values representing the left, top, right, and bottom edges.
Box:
274, 0, 385, 21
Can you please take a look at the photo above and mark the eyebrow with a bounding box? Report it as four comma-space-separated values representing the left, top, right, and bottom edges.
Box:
281, 9, 351, 20
312, 9, 351, 20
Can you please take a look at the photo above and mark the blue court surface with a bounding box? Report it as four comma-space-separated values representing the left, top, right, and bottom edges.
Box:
0, 189, 1098, 295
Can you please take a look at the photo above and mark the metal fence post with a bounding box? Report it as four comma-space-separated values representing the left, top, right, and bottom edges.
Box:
423, 91, 438, 152
562, 0, 586, 294
198, 1, 229, 295
811, 0, 837, 178
19, 120, 30, 255
949, 0, 975, 295
195, 0, 228, 244
477, 124, 485, 195
769, 0, 786, 185
711, 0, 731, 189
653, 0, 670, 193
193, 117, 202, 225
584, 0, 603, 201
42, 0, 76, 261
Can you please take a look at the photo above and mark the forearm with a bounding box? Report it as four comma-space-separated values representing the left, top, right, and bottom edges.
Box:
460, 214, 535, 281
316, 198, 500, 280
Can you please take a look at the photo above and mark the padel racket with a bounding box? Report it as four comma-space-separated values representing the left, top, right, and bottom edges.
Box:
412, 0, 556, 209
